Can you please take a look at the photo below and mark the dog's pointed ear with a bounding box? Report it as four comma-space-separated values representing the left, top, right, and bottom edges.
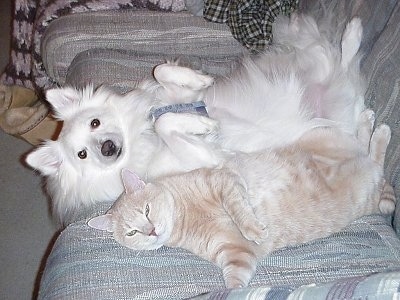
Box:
45, 87, 82, 119
46, 85, 95, 120
121, 169, 146, 194
88, 214, 114, 232
25, 141, 63, 176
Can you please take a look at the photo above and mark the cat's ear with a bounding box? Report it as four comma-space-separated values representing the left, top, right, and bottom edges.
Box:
87, 214, 114, 232
121, 169, 146, 194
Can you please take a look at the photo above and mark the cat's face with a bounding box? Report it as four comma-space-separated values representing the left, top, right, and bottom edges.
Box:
88, 169, 176, 251
111, 186, 175, 251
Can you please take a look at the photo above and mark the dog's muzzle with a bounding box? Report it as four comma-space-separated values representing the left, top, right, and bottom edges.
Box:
101, 140, 121, 157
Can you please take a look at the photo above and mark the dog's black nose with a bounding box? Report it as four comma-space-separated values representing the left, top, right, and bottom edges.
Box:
101, 140, 117, 156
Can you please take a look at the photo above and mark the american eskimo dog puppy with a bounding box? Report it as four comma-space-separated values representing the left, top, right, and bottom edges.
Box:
26, 14, 366, 223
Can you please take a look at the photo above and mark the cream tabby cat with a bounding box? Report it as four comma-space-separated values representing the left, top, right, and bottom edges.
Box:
89, 110, 394, 288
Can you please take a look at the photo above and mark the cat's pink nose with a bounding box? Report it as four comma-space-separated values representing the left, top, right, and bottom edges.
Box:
149, 228, 157, 236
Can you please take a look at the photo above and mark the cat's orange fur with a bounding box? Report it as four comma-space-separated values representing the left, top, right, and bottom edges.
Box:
89, 110, 394, 288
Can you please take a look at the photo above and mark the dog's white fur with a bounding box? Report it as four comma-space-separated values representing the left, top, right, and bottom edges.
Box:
26, 14, 365, 223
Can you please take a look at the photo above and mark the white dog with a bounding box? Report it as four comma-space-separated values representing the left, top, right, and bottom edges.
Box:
26, 14, 365, 223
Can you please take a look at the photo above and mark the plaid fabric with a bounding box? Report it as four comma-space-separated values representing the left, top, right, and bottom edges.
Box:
203, 0, 298, 51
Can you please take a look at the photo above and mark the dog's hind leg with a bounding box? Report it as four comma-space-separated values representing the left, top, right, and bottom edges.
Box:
356, 109, 375, 154
341, 17, 363, 70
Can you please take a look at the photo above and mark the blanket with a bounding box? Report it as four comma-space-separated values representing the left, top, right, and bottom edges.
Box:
204, 0, 298, 51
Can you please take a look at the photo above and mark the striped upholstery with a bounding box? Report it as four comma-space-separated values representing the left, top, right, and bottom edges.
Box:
38, 213, 400, 299
41, 10, 244, 86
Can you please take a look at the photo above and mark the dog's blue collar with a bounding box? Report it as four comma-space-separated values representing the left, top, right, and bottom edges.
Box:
149, 101, 208, 122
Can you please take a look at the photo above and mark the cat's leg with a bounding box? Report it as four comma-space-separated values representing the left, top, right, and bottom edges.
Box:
369, 124, 391, 167
341, 17, 362, 70
369, 124, 395, 214
155, 112, 220, 169
379, 180, 396, 214
358, 113, 395, 214
214, 170, 267, 244
214, 243, 258, 288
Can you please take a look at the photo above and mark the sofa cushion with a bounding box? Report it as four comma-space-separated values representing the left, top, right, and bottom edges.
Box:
41, 10, 244, 86
38, 211, 400, 299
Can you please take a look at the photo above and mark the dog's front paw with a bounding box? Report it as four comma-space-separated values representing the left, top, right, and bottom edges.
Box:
196, 116, 219, 134
155, 113, 219, 136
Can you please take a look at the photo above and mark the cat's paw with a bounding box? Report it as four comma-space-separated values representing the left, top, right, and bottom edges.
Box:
240, 221, 268, 244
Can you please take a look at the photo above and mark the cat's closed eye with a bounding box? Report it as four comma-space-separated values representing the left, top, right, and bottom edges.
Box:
126, 229, 138, 237
145, 204, 150, 217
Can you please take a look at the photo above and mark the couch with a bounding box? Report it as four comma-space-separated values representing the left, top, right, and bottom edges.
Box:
33, 0, 400, 299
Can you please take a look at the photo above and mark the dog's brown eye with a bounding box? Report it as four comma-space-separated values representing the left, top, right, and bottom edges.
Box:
78, 150, 87, 159
91, 119, 100, 128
